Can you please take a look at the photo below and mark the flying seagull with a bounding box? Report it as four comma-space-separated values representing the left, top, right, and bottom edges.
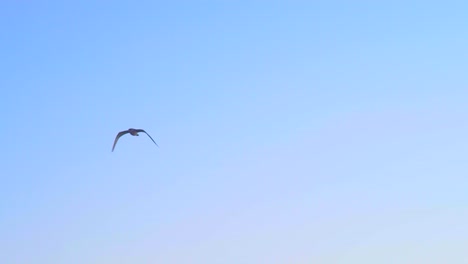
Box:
112, 128, 159, 152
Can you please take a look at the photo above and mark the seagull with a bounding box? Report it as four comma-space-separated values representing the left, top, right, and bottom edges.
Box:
112, 128, 159, 152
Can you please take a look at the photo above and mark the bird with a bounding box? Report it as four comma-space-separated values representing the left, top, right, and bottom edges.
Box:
112, 128, 159, 152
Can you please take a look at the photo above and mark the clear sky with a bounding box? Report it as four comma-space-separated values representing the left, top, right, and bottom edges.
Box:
1, 1, 467, 263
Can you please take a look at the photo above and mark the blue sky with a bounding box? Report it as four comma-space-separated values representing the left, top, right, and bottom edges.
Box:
1, 1, 467, 263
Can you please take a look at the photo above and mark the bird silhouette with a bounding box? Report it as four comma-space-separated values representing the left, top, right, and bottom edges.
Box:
112, 128, 159, 152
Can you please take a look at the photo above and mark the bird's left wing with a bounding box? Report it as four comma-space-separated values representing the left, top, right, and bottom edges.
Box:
112, 130, 130, 152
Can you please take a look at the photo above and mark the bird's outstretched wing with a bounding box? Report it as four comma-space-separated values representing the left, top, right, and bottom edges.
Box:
112, 130, 130, 152
135, 129, 159, 147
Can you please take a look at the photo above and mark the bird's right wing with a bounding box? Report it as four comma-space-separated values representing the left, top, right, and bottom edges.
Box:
112, 130, 129, 152
136, 129, 159, 148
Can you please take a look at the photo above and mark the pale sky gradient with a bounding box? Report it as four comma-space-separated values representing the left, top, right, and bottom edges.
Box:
1, 1, 468, 263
